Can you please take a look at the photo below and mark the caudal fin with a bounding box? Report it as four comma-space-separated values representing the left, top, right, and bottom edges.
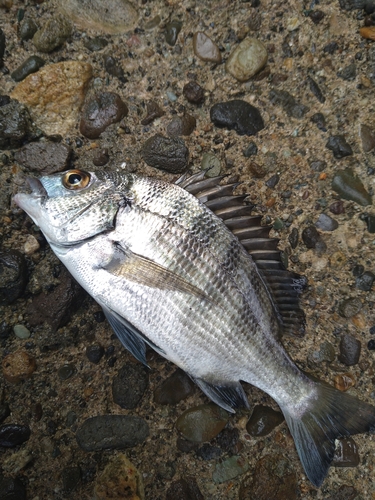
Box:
282, 379, 375, 487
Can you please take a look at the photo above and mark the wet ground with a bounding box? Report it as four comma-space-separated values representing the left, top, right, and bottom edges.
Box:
1, 0, 375, 498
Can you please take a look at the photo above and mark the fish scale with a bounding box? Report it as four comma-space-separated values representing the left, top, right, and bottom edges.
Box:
14, 168, 375, 488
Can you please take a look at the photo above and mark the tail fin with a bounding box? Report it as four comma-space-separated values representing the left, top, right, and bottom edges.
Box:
282, 379, 375, 487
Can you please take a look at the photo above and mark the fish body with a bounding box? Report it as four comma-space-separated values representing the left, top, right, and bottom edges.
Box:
14, 168, 375, 487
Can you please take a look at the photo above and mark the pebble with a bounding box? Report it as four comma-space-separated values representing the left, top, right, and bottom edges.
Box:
19, 18, 38, 41
13, 324, 31, 339
326, 485, 357, 500
315, 213, 338, 231
23, 234, 39, 255
311, 112, 327, 131
76, 415, 149, 451
0, 476, 27, 500
243, 141, 258, 157
269, 89, 309, 118
11, 55, 45, 82
362, 213, 375, 232
368, 339, 375, 350
359, 124, 375, 152
225, 37, 267, 82
333, 437, 360, 467
175, 403, 229, 442
210, 99, 264, 136
60, 0, 138, 34
196, 443, 222, 460
112, 363, 148, 409
337, 62, 357, 81
239, 454, 297, 500
154, 369, 194, 405
326, 135, 353, 158
103, 54, 124, 80
0, 250, 28, 305
94, 454, 144, 500
2, 350, 36, 383
144, 15, 161, 31
167, 113, 196, 136
83, 36, 108, 51
15, 141, 71, 174
11, 61, 93, 136
338, 297, 362, 318
338, 334, 361, 366
80, 92, 128, 139
92, 148, 109, 166
355, 271, 374, 291
307, 76, 326, 103
0, 424, 31, 447
141, 134, 189, 173
201, 152, 221, 177
27, 267, 84, 331
58, 363, 75, 380
288, 227, 299, 248
302, 225, 327, 253
311, 341, 336, 363
193, 32, 222, 63
331, 168, 372, 206
183, 81, 205, 104
86, 344, 104, 364
360, 26, 375, 40
165, 20, 182, 46
166, 478, 204, 500
329, 200, 345, 215
62, 466, 81, 493
32, 14, 72, 53
0, 99, 35, 149
246, 405, 284, 436
141, 100, 164, 125
212, 455, 249, 483
334, 373, 356, 391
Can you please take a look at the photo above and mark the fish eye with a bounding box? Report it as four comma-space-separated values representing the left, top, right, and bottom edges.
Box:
62, 170, 91, 190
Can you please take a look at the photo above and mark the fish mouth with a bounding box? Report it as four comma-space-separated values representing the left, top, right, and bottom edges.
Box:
27, 177, 48, 198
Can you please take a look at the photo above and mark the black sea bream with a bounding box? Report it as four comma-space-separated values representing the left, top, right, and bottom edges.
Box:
14, 168, 375, 487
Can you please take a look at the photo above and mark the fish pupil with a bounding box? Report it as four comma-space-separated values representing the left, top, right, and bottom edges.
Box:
69, 174, 82, 185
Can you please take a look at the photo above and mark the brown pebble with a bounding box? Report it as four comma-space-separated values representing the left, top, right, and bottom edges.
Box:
2, 350, 36, 383
360, 26, 375, 40
183, 81, 205, 104
167, 113, 196, 137
193, 32, 222, 63
329, 200, 344, 215
141, 100, 164, 126
248, 161, 267, 178
334, 373, 356, 392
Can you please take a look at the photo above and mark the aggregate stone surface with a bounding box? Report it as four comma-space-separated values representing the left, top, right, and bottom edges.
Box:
1, 1, 375, 499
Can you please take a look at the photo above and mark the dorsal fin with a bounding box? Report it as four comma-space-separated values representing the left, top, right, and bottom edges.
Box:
177, 173, 307, 337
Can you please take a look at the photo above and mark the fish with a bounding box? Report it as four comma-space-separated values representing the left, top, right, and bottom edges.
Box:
14, 168, 375, 487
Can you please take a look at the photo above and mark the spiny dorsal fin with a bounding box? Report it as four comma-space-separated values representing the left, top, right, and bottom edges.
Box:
177, 173, 306, 337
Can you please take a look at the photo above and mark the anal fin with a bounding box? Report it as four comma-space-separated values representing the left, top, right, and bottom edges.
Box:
192, 377, 250, 413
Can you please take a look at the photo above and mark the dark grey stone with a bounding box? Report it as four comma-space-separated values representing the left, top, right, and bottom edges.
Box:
11, 55, 45, 82
338, 334, 361, 366
112, 363, 149, 409
210, 100, 264, 136
0, 424, 31, 447
141, 134, 189, 173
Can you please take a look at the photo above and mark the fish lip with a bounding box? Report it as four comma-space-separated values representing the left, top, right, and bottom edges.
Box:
27, 177, 48, 198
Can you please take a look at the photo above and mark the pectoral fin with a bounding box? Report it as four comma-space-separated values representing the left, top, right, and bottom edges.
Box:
192, 377, 250, 413
105, 245, 211, 302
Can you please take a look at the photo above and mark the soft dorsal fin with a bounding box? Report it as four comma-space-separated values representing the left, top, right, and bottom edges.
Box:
177, 173, 307, 337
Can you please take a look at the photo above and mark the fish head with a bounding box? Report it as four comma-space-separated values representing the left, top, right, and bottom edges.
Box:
13, 169, 128, 245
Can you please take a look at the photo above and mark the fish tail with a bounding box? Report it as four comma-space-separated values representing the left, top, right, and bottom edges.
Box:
281, 378, 375, 487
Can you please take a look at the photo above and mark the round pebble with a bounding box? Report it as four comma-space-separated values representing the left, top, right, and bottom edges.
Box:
355, 271, 374, 291
76, 415, 149, 451
0, 423, 31, 447
19, 18, 38, 41
58, 363, 75, 380
213, 455, 249, 483
210, 99, 264, 136
201, 152, 221, 177
141, 134, 189, 173
83, 36, 108, 52
359, 124, 375, 152
246, 405, 284, 436
141, 100, 164, 125
80, 92, 128, 139
165, 20, 182, 46
334, 373, 356, 391
225, 37, 267, 82
13, 324, 30, 339
32, 14, 72, 53
338, 334, 361, 366
11, 55, 45, 82
193, 32, 222, 63
2, 350, 36, 383
154, 369, 194, 405
183, 81, 205, 104
175, 403, 229, 443
103, 55, 125, 80
315, 213, 338, 231
338, 297, 362, 318
243, 141, 258, 157
92, 148, 109, 166
167, 113, 196, 137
